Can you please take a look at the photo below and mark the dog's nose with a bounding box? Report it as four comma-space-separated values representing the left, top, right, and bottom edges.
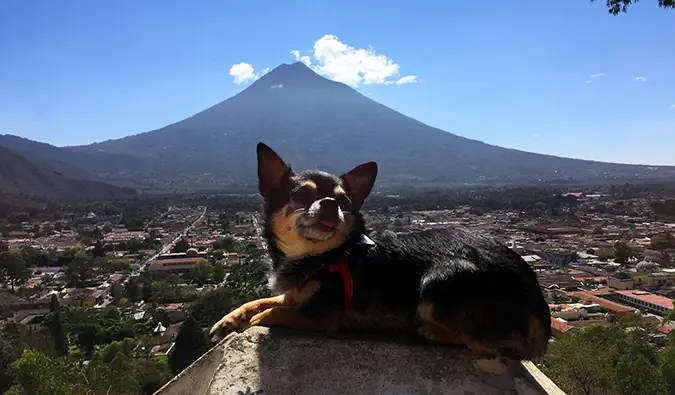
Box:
318, 198, 340, 228
319, 198, 339, 212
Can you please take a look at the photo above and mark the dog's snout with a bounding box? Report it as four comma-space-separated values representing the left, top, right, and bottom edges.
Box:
319, 198, 339, 212
318, 198, 340, 227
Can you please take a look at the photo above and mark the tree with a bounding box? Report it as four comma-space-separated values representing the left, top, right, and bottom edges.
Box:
107, 351, 140, 394
173, 239, 190, 253
213, 262, 226, 283
72, 322, 104, 359
64, 251, 94, 287
591, 0, 675, 15
0, 251, 30, 292
0, 240, 8, 252
192, 259, 214, 286
168, 316, 211, 375
126, 279, 142, 302
190, 287, 236, 327
123, 216, 145, 231
544, 321, 669, 395
6, 349, 72, 395
651, 232, 675, 250
213, 236, 235, 252
613, 241, 633, 264
92, 241, 105, 258
593, 226, 604, 235
127, 238, 144, 254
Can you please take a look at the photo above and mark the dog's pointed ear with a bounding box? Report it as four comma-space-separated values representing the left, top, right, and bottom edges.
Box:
341, 161, 378, 212
257, 142, 293, 199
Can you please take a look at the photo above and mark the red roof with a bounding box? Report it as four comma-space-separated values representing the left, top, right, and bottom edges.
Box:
566, 291, 635, 316
659, 326, 674, 335
614, 290, 674, 311
551, 318, 576, 334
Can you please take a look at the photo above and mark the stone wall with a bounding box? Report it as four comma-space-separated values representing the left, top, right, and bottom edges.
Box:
154, 327, 565, 395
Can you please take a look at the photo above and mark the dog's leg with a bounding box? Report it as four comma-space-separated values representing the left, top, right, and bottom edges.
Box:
210, 295, 290, 340
248, 306, 337, 332
417, 302, 500, 359
210, 281, 322, 341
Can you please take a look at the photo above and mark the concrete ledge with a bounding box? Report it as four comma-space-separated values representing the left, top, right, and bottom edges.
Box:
154, 327, 565, 395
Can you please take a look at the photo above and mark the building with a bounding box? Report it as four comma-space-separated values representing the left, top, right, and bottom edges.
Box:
608, 290, 674, 316
149, 248, 206, 272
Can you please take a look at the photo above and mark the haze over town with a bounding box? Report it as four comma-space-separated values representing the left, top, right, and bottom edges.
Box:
2, 2, 675, 395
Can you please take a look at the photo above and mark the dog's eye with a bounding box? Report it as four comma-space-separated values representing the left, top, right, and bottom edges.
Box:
336, 195, 352, 211
291, 187, 316, 205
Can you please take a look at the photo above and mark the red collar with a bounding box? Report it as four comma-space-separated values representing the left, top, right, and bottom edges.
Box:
297, 255, 353, 309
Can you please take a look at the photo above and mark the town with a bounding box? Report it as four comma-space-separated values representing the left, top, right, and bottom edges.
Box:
3, 183, 675, 394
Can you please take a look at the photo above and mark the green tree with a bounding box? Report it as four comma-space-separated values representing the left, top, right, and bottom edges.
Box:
613, 241, 633, 264
544, 322, 668, 395
193, 259, 214, 286
173, 239, 190, 253
46, 295, 68, 356
108, 351, 140, 394
651, 232, 675, 250
213, 262, 226, 283
6, 349, 72, 395
126, 279, 143, 302
64, 251, 94, 287
190, 287, 236, 327
72, 322, 104, 359
0, 240, 8, 252
127, 238, 144, 254
92, 240, 105, 258
168, 316, 211, 375
0, 251, 30, 292
213, 236, 236, 252
591, 0, 675, 15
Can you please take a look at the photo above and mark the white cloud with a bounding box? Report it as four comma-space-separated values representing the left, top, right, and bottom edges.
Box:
228, 63, 270, 84
395, 75, 419, 85
290, 34, 417, 87
670, 104, 675, 109
590, 72, 606, 78
229, 62, 256, 84
633, 76, 647, 82
289, 50, 311, 67
270, 84, 284, 89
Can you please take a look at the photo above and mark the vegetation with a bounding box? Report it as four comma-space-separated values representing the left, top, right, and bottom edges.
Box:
591, 0, 675, 15
168, 316, 211, 375
543, 316, 675, 395
0, 251, 30, 292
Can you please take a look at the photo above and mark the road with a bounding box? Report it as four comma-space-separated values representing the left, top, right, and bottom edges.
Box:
128, 206, 207, 279
251, 214, 266, 250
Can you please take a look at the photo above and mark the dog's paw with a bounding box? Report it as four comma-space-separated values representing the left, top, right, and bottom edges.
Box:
473, 357, 509, 376
209, 308, 251, 342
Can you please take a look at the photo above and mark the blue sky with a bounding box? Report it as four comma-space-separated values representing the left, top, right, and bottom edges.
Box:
1, 0, 674, 164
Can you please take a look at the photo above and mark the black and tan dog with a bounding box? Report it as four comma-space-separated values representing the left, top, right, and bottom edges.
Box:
210, 142, 551, 360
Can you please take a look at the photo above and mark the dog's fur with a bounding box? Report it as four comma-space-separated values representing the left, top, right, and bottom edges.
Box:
210, 142, 552, 360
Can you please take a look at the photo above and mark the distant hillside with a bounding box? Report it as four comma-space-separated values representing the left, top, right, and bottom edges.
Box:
0, 145, 136, 200
4, 62, 675, 188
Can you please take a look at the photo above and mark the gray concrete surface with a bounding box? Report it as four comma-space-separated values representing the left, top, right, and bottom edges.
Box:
155, 327, 562, 395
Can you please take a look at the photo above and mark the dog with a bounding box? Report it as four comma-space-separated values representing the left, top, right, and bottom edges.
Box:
209, 142, 552, 361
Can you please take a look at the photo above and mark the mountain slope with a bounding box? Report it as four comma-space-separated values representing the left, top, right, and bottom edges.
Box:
9, 62, 675, 187
0, 145, 136, 200
0, 134, 151, 181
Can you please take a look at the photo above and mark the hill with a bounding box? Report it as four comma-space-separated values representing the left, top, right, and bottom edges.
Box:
0, 145, 137, 200
4, 62, 675, 188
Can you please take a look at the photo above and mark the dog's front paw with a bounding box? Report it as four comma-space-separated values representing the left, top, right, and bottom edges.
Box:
209, 308, 251, 341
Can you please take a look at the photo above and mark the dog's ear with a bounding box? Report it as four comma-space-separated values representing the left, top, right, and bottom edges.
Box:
257, 142, 293, 199
341, 162, 378, 212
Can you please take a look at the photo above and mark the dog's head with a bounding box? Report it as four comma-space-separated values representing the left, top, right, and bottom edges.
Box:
257, 142, 377, 260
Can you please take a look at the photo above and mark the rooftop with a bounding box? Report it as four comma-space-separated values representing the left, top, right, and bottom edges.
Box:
614, 290, 675, 310
154, 327, 564, 395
